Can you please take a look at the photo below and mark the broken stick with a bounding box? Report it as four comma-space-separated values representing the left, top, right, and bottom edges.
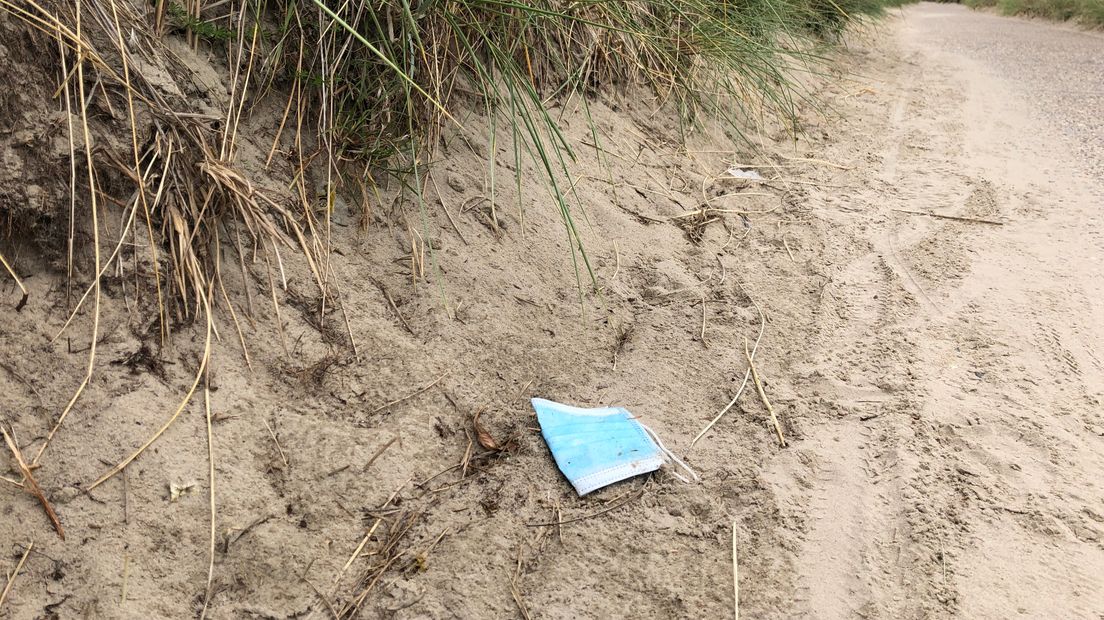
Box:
0, 540, 33, 611
891, 208, 1003, 226
2, 427, 64, 539
732, 522, 739, 620
744, 339, 787, 448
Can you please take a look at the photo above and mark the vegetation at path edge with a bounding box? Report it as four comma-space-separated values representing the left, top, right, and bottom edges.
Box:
965, 0, 1104, 26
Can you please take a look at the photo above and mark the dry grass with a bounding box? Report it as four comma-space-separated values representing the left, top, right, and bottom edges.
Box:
0, 0, 344, 495
0, 541, 33, 612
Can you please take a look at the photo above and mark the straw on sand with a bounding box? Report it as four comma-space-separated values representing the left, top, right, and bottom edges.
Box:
0, 541, 33, 612
2, 427, 64, 539
732, 522, 739, 620
690, 282, 766, 448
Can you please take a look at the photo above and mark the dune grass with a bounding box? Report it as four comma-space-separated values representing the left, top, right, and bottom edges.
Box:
0, 0, 918, 368
0, 0, 910, 317
1, 0, 908, 305
0, 0, 914, 535
274, 0, 905, 284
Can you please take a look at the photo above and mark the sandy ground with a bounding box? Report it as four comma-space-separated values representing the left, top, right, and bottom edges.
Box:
2, 4, 1103, 618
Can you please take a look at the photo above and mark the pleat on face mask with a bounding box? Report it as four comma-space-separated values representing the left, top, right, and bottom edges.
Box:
532, 398, 698, 496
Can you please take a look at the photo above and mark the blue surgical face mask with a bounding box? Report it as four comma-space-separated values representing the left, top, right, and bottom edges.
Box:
532, 398, 698, 496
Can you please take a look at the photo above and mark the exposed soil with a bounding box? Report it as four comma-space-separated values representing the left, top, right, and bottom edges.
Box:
3, 4, 1103, 619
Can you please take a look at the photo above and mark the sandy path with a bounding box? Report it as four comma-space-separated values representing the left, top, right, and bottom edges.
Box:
774, 4, 1104, 617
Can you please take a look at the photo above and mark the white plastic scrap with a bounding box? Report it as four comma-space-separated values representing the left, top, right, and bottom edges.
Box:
725, 167, 765, 181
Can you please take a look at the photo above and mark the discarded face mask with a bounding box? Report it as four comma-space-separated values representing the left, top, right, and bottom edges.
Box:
532, 398, 699, 496
725, 166, 765, 181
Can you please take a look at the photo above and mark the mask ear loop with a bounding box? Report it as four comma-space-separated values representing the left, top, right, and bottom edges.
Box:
639, 422, 700, 484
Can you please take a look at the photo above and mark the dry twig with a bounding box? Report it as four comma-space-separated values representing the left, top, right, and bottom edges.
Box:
782, 234, 796, 263
369, 371, 448, 414
2, 427, 63, 539
262, 418, 289, 467
89, 292, 214, 490
0, 363, 41, 402
527, 489, 644, 527
364, 436, 398, 472
329, 478, 409, 597
891, 208, 1003, 226
199, 377, 217, 619
732, 522, 739, 620
0, 251, 28, 311
745, 338, 786, 447
0, 540, 33, 611
376, 282, 416, 336
510, 542, 532, 620
34, 0, 103, 468
690, 282, 767, 447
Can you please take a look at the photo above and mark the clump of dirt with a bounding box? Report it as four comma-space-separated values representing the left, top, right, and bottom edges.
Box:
0, 14, 74, 256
